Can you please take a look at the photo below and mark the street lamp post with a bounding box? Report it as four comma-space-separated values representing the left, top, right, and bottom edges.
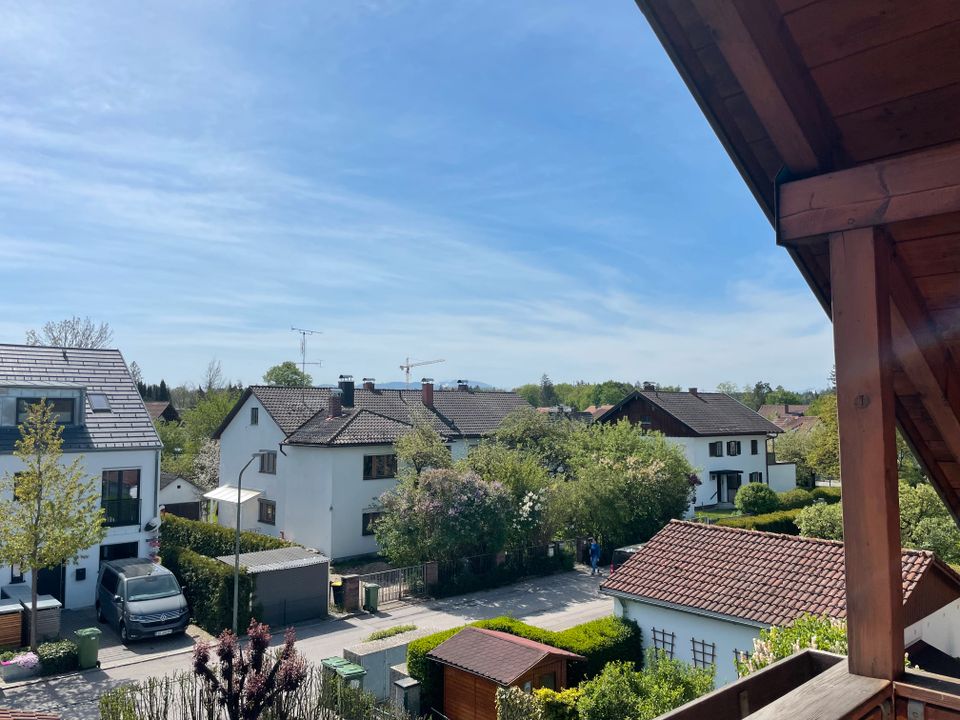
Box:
234, 451, 265, 634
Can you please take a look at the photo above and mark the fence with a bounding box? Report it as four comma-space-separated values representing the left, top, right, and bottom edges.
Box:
359, 564, 428, 606
435, 540, 575, 597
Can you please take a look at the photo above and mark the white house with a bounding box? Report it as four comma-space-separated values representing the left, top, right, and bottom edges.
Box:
600, 521, 960, 685
0, 344, 162, 610
212, 377, 529, 561
595, 388, 796, 509
159, 471, 204, 520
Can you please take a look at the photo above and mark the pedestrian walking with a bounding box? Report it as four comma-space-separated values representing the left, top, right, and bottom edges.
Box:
589, 538, 601, 576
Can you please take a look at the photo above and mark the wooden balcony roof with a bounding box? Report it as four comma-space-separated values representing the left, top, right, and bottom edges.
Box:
635, 0, 960, 520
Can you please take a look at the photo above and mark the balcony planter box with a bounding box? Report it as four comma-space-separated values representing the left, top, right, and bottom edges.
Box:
0, 656, 40, 683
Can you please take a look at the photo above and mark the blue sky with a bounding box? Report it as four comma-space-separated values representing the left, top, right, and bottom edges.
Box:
0, 1, 833, 391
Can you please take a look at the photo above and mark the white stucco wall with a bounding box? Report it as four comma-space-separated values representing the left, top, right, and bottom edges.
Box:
613, 596, 764, 686
159, 477, 202, 506
767, 462, 798, 493
0, 447, 160, 609
905, 598, 960, 658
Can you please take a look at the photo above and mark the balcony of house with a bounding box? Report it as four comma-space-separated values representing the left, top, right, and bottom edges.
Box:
102, 498, 141, 527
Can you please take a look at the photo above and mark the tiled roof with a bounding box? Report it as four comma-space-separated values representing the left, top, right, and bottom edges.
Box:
758, 404, 821, 432
218, 386, 529, 446
159, 471, 201, 491
427, 627, 584, 686
600, 520, 943, 627
216, 546, 328, 573
758, 404, 810, 420
600, 391, 782, 436
0, 710, 60, 720
0, 344, 161, 453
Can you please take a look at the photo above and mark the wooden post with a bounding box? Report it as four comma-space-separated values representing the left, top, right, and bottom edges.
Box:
830, 227, 904, 680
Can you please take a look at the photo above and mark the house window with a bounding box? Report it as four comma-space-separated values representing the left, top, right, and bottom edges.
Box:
751, 439, 759, 455
362, 511, 383, 536
708, 441, 723, 457
363, 454, 398, 480
88, 393, 111, 413
259, 451, 277, 474
250, 407, 259, 425
16, 397, 75, 425
727, 440, 741, 456
539, 672, 556, 690
691, 638, 716, 669
102, 469, 141, 527
100, 542, 139, 564
651, 628, 676, 659
258, 499, 276, 525
749, 471, 763, 483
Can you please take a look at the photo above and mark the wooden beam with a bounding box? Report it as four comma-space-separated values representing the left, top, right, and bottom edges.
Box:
779, 141, 960, 242
689, 0, 836, 174
830, 227, 904, 680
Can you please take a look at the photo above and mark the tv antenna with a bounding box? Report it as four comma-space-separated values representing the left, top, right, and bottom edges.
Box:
290, 328, 323, 402
399, 357, 445, 388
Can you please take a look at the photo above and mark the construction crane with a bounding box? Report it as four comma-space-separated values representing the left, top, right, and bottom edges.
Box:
399, 357, 445, 388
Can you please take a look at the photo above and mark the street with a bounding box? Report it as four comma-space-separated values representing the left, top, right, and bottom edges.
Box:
0, 568, 611, 719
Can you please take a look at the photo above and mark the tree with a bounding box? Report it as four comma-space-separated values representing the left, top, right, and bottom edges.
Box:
262, 361, 312, 387
772, 429, 815, 487
192, 439, 221, 491
539, 374, 559, 407
735, 483, 779, 515
716, 381, 740, 396
742, 381, 772, 410
513, 383, 541, 407
25, 316, 113, 349
0, 402, 107, 650
899, 481, 960, 563
494, 407, 575, 475
807, 394, 840, 481
736, 614, 847, 677
395, 421, 453, 475
181, 389, 242, 453
375, 468, 510, 565
128, 361, 143, 386
203, 359, 225, 392
459, 442, 550, 500
155, 419, 193, 478
795, 502, 844, 540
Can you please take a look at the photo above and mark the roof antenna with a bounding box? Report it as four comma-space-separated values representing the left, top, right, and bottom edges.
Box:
290, 327, 323, 406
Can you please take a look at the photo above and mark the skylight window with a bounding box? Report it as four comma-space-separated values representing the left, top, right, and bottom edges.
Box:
88, 393, 112, 413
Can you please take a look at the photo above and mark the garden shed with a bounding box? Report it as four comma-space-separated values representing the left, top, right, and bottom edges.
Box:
216, 547, 328, 627
427, 627, 583, 720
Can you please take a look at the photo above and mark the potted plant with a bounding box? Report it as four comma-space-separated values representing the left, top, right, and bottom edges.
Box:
0, 652, 40, 682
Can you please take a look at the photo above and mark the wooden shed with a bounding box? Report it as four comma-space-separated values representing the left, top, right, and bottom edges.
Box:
426, 627, 584, 720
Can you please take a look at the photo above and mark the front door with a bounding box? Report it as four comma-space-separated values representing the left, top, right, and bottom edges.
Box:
36, 565, 66, 604
725, 475, 742, 503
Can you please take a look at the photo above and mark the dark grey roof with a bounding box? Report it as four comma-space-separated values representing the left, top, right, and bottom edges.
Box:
215, 386, 529, 447
0, 344, 161, 452
216, 546, 329, 573
598, 390, 782, 436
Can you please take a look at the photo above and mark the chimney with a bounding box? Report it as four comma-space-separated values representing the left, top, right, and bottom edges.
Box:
642, 381, 655, 391
688, 387, 698, 396
329, 388, 343, 418
338, 374, 355, 407
362, 377, 376, 391
421, 378, 434, 408
784, 403, 789, 415
457, 379, 470, 392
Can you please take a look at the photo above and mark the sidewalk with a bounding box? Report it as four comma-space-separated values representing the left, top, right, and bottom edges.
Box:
0, 567, 611, 719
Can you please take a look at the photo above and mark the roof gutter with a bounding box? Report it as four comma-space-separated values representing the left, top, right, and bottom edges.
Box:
600, 587, 769, 630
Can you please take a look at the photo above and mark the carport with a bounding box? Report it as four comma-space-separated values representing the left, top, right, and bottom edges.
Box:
216, 547, 329, 627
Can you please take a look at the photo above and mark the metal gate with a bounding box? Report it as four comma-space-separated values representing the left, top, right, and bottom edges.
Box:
358, 564, 427, 605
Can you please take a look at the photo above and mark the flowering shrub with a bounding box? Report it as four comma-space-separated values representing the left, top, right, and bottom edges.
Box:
1, 652, 39, 670
735, 614, 847, 677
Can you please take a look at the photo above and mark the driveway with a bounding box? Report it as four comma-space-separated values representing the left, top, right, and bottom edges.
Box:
0, 567, 612, 719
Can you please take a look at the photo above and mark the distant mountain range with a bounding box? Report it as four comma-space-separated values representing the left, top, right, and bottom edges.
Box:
377, 379, 498, 390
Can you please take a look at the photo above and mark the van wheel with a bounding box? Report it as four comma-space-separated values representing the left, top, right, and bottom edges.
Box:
120, 623, 130, 644
96, 603, 105, 624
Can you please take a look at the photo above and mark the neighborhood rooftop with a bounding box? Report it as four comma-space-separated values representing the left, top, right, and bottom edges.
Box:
600, 520, 956, 627
214, 382, 529, 447
215, 547, 328, 574
598, 390, 783, 436
426, 627, 584, 686
0, 344, 160, 453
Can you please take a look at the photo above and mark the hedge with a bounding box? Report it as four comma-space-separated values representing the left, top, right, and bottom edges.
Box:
408, 615, 642, 713
717, 508, 802, 534
160, 514, 292, 558
810, 486, 842, 504
162, 545, 256, 635
776, 488, 814, 510
38, 639, 79, 675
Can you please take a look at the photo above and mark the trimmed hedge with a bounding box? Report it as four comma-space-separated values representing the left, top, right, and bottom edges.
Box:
734, 483, 779, 515
162, 545, 256, 635
38, 640, 78, 675
408, 615, 642, 713
776, 488, 814, 510
717, 508, 802, 535
160, 514, 292, 558
810, 486, 842, 504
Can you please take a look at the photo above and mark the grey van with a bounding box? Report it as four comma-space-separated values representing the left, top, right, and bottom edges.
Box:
95, 558, 189, 643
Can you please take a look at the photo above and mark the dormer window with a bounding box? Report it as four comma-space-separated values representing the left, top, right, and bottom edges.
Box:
88, 393, 111, 413
16, 397, 75, 425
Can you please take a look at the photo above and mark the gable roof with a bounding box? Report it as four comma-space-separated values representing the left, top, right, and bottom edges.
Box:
427, 627, 584, 686
597, 391, 782, 436
159, 471, 202, 491
214, 385, 529, 447
0, 344, 161, 453
600, 521, 959, 627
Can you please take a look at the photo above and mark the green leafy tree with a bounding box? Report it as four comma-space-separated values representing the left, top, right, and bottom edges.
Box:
592, 381, 635, 407
765, 385, 805, 405
0, 402, 107, 650
735, 483, 780, 515
181, 389, 242, 453
262, 361, 313, 387
395, 421, 452, 475
911, 516, 960, 565
540, 374, 559, 407
899, 481, 960, 563
896, 432, 925, 485
494, 407, 575, 475
514, 383, 541, 407
155, 419, 193, 477
795, 502, 844, 540
716, 381, 740, 397
772, 429, 815, 487
459, 442, 550, 500
375, 469, 510, 565
807, 394, 840, 481
736, 614, 847, 677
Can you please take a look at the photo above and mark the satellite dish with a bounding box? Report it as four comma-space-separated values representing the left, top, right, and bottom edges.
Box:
143, 516, 162, 533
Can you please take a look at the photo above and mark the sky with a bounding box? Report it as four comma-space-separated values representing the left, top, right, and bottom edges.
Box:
0, 1, 834, 392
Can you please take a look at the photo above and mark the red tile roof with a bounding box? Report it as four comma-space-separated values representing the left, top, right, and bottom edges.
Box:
0, 710, 60, 720
600, 520, 951, 627
427, 627, 584, 686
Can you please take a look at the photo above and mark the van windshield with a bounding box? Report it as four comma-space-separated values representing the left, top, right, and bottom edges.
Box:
126, 574, 180, 601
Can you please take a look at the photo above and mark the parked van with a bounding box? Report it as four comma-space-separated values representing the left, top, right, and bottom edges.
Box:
95, 558, 189, 643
